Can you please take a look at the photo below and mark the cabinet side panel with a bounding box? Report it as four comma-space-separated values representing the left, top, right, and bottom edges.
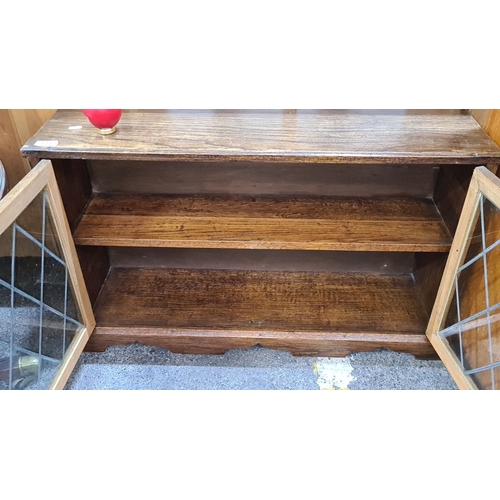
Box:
51, 159, 93, 230
76, 245, 110, 306
51, 159, 108, 306
434, 165, 475, 236
413, 252, 448, 317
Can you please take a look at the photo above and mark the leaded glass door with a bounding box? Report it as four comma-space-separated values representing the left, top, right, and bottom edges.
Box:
0, 160, 95, 389
427, 166, 500, 389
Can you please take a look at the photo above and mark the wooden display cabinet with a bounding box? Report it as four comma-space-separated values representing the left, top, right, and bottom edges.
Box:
20, 110, 500, 360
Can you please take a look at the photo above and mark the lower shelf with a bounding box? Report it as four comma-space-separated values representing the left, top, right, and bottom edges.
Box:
85, 267, 437, 358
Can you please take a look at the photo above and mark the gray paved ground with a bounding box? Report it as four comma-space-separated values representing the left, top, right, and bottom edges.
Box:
65, 344, 458, 390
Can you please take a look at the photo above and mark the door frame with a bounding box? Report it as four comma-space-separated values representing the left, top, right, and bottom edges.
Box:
427, 166, 500, 389
0, 159, 95, 389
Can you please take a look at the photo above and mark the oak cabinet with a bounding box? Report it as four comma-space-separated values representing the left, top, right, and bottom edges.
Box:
19, 110, 500, 361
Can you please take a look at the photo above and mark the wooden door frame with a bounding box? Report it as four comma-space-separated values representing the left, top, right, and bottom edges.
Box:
0, 159, 95, 389
426, 166, 500, 389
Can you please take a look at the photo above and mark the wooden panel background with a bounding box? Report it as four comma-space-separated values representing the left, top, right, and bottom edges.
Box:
0, 110, 56, 190
0, 110, 56, 257
471, 110, 500, 145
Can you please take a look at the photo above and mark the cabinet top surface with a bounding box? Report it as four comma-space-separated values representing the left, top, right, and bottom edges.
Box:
21, 109, 500, 164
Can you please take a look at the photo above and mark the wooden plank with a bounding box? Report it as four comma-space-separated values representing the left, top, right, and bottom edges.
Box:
85, 193, 444, 219
73, 194, 452, 252
476, 165, 500, 206
95, 268, 429, 333
21, 109, 500, 164
86, 326, 436, 358
87, 267, 434, 357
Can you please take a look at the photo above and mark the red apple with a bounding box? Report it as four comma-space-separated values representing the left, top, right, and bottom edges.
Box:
83, 109, 122, 134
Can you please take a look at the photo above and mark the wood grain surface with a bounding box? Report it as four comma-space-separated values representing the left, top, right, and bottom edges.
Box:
85, 327, 436, 358
50, 159, 93, 230
86, 267, 434, 357
413, 252, 448, 317
21, 109, 500, 164
471, 109, 500, 147
22, 110, 500, 361
73, 194, 452, 252
0, 109, 56, 189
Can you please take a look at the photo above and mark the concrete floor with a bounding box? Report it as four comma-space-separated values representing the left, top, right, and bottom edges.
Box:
65, 344, 458, 390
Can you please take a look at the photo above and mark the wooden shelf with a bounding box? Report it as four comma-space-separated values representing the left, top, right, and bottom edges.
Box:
86, 267, 436, 358
21, 109, 500, 165
73, 194, 452, 252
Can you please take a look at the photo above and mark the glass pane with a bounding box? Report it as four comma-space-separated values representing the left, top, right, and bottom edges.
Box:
444, 280, 459, 330
44, 193, 64, 260
0, 281, 12, 390
14, 226, 43, 301
66, 278, 81, 324
483, 195, 500, 249
470, 366, 500, 391
43, 251, 67, 315
9, 348, 41, 390
28, 357, 60, 390
486, 243, 500, 308
457, 257, 486, 321
41, 306, 66, 360
0, 224, 13, 285
15, 192, 44, 245
12, 291, 40, 355
0, 281, 11, 346
40, 306, 81, 361
0, 354, 12, 390
462, 202, 483, 265
459, 313, 493, 372
446, 331, 462, 363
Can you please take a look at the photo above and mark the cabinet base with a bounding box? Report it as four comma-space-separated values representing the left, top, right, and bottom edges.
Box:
84, 326, 438, 359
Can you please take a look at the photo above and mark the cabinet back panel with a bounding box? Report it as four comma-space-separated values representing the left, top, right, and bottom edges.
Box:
89, 161, 438, 198
108, 247, 415, 274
